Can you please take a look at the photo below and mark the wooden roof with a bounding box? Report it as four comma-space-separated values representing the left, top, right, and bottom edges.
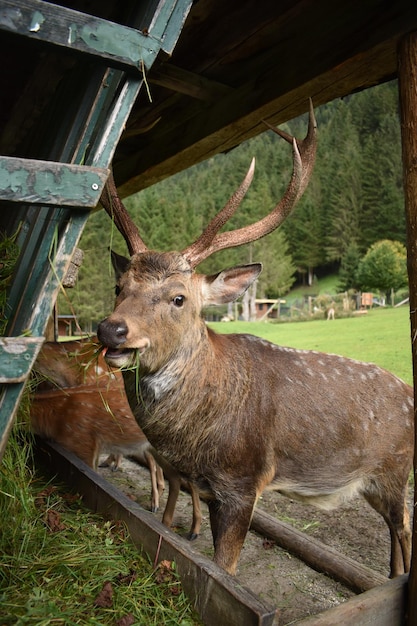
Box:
2, 0, 417, 199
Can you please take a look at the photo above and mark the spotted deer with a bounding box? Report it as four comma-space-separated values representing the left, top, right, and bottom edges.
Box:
97, 103, 413, 577
31, 338, 202, 537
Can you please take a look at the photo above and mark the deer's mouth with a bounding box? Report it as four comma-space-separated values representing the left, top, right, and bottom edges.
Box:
102, 339, 150, 368
102, 346, 134, 368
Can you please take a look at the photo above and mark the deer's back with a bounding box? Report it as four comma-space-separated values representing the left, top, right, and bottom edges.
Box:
123, 332, 413, 497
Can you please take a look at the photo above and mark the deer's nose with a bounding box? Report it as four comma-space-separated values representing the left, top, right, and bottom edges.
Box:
97, 319, 128, 348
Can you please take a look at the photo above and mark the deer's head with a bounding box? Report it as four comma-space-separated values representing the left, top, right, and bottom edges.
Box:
97, 102, 317, 372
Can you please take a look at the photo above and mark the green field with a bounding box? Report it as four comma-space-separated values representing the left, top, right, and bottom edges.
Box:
209, 306, 413, 386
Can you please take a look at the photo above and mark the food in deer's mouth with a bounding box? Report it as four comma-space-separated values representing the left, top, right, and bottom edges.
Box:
102, 347, 134, 360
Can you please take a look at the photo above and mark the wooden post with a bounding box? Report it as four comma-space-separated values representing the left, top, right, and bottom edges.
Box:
251, 509, 387, 593
398, 31, 417, 625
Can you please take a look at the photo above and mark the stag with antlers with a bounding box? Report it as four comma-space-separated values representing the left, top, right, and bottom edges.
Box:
98, 103, 413, 577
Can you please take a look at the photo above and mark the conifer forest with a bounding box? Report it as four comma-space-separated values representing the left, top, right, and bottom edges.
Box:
63, 81, 407, 326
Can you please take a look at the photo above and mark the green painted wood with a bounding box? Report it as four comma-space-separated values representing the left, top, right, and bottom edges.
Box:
0, 0, 193, 463
91, 77, 143, 167
0, 382, 25, 459
0, 337, 44, 382
29, 213, 88, 338
153, 0, 193, 55
0, 157, 108, 206
0, 0, 158, 70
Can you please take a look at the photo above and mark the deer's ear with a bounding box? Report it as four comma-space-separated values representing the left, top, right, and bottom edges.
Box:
110, 250, 130, 280
202, 263, 262, 305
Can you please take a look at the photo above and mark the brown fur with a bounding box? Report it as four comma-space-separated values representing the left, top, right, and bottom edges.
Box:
31, 338, 201, 535
98, 251, 414, 577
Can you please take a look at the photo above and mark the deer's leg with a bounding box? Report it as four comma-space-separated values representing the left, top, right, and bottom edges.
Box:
161, 473, 181, 530
99, 453, 122, 471
187, 482, 202, 540
144, 450, 163, 513
90, 442, 101, 470
156, 464, 165, 500
364, 490, 411, 577
208, 497, 255, 575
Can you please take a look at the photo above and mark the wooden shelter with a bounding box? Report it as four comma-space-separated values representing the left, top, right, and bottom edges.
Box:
2, 1, 417, 623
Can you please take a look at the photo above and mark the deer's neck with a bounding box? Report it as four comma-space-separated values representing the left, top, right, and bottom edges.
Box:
122, 327, 248, 444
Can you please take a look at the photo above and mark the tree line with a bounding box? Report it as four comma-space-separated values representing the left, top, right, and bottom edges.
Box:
61, 80, 407, 326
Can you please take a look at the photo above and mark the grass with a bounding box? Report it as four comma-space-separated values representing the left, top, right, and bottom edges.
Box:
0, 234, 200, 626
0, 426, 201, 626
209, 305, 413, 385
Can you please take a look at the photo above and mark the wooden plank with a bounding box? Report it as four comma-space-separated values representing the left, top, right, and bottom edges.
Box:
35, 438, 277, 626
0, 157, 108, 207
116, 0, 417, 197
0, 0, 157, 70
293, 574, 407, 626
0, 383, 25, 461
150, 63, 234, 101
0, 337, 44, 383
398, 29, 417, 625
251, 509, 387, 594
142, 0, 193, 56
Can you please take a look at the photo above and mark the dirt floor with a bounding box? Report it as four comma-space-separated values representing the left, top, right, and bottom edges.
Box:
99, 455, 412, 625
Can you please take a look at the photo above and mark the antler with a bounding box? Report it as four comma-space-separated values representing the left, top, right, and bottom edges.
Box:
100, 101, 316, 267
182, 99, 317, 268
100, 170, 148, 256
182, 158, 255, 264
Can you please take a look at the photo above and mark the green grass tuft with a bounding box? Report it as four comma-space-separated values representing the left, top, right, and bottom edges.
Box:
0, 428, 200, 626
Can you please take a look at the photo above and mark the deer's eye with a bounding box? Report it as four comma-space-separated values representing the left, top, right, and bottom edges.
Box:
173, 295, 185, 307
115, 285, 121, 296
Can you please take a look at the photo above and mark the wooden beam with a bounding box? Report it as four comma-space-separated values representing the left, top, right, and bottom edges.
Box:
115, 36, 401, 196
398, 30, 417, 626
251, 509, 387, 594
0, 0, 155, 70
294, 574, 408, 626
0, 157, 108, 207
0, 337, 44, 383
149, 63, 234, 101
35, 438, 277, 626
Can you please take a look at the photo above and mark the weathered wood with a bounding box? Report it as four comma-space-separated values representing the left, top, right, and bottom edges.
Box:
149, 63, 234, 101
35, 438, 277, 626
0, 157, 108, 207
294, 574, 408, 626
115, 1, 417, 196
0, 0, 193, 460
0, 337, 44, 383
398, 30, 417, 626
0, 383, 25, 461
251, 509, 387, 594
0, 0, 155, 70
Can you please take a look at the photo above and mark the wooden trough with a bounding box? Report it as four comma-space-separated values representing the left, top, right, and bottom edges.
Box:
35, 437, 408, 626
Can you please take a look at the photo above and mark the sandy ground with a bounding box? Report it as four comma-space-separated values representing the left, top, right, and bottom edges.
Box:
98, 455, 411, 625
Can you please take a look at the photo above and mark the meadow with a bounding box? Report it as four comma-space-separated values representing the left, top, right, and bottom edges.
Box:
210, 305, 413, 386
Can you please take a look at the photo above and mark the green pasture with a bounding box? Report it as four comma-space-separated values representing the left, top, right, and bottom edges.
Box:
209, 305, 413, 386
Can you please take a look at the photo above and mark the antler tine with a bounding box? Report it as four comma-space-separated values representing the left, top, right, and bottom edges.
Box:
100, 170, 148, 256
182, 158, 255, 264
184, 101, 317, 268
264, 98, 317, 200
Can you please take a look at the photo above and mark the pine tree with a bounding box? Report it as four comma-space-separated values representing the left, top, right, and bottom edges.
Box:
338, 242, 361, 291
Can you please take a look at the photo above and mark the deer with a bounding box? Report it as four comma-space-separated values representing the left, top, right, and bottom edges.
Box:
31, 338, 202, 537
97, 101, 414, 578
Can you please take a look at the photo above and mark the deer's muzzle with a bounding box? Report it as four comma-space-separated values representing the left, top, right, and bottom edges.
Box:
97, 318, 128, 349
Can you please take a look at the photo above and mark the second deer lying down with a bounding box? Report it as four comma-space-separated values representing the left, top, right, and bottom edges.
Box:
98, 102, 414, 578
31, 338, 202, 537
